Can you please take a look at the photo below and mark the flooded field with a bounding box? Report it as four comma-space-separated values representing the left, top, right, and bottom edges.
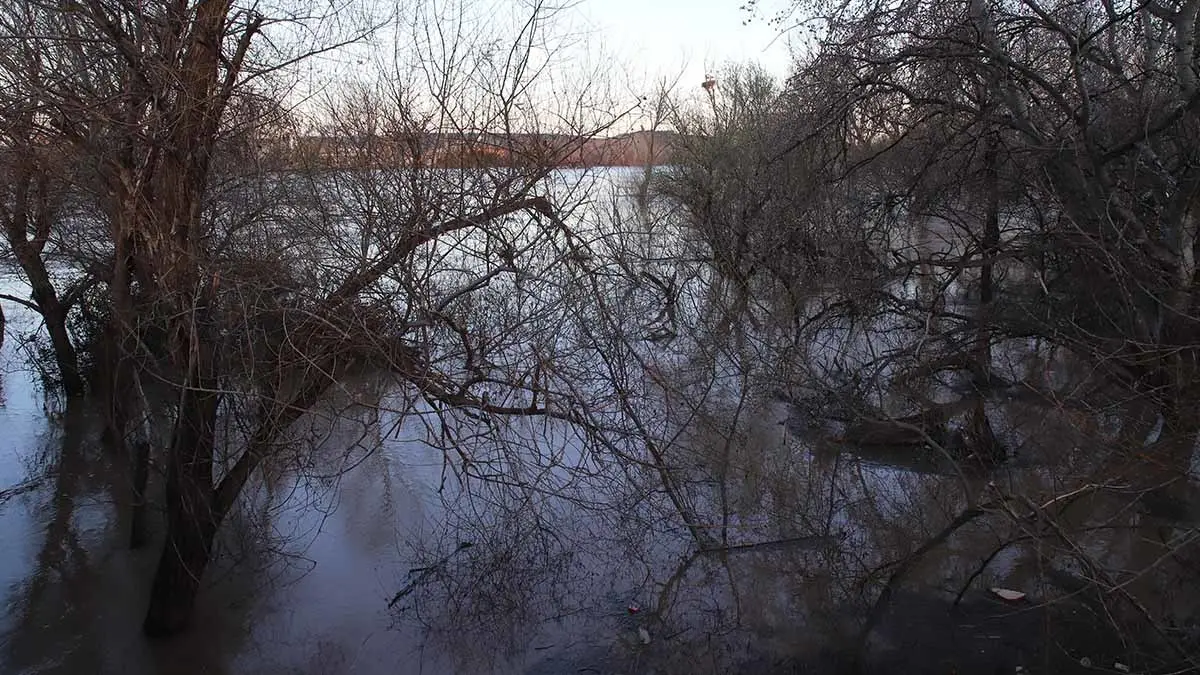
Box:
5, 247, 1196, 675
6, 0, 1200, 669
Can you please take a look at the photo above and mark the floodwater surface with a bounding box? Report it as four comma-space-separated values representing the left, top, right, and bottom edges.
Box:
2, 240, 1194, 675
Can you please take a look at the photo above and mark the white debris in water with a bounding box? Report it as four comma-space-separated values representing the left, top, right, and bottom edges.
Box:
989, 587, 1026, 601
637, 627, 651, 645
1143, 413, 1164, 447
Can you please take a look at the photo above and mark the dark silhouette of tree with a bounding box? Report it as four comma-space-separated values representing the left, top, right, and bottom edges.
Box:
1, 0, 623, 637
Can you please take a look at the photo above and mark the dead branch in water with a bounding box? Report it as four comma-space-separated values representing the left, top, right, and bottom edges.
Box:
0, 477, 45, 505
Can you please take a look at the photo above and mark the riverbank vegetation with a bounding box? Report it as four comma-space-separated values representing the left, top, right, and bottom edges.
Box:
2, 0, 1199, 672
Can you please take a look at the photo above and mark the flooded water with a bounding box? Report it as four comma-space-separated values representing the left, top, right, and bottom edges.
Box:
3, 187, 1199, 674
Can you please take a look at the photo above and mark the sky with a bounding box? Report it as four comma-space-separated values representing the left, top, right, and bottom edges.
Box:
292, 0, 800, 132
577, 0, 796, 88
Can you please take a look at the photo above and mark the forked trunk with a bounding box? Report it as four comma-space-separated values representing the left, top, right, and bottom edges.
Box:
141, 497, 218, 637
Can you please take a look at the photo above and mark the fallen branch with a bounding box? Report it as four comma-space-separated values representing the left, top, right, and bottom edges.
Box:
699, 535, 837, 555
387, 541, 474, 609
0, 477, 45, 505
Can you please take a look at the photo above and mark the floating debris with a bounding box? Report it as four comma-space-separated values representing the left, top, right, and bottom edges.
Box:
990, 587, 1027, 601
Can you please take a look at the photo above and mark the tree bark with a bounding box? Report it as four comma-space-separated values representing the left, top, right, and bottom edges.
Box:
31, 279, 84, 397
141, 492, 218, 637
129, 439, 151, 549
142, 325, 221, 637
9, 240, 84, 397
969, 130, 1003, 461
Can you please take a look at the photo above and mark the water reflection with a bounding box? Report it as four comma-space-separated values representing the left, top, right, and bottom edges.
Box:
0, 398, 256, 675
4, 404, 101, 673
3, 205, 1200, 675
0, 353, 1184, 674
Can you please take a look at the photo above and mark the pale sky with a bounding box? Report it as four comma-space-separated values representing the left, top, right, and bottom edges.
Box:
577, 0, 795, 88
293, 0, 798, 131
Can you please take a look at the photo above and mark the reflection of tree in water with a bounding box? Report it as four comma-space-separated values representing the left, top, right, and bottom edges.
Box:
388, 429, 842, 673
385, 359, 1200, 674
397, 483, 586, 672
215, 378, 393, 576
0, 402, 273, 675
397, 498, 847, 672
4, 404, 108, 672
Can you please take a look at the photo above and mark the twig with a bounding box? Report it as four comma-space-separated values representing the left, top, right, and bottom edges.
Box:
699, 535, 836, 555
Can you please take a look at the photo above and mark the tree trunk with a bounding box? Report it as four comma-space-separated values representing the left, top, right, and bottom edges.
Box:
142, 331, 222, 637
38, 296, 83, 397
129, 439, 151, 549
101, 241, 157, 549
141, 496, 217, 637
142, 388, 220, 636
16, 248, 84, 396
974, 132, 1000, 376
969, 131, 1003, 461
110, 353, 155, 549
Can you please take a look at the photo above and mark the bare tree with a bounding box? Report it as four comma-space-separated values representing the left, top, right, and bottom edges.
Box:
659, 0, 1200, 669
0, 0, 651, 638
0, 19, 85, 395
